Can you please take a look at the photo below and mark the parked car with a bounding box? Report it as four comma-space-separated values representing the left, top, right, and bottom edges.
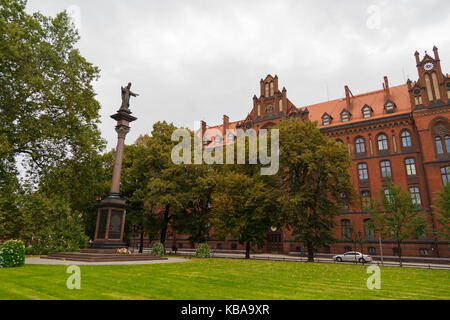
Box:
333, 251, 373, 263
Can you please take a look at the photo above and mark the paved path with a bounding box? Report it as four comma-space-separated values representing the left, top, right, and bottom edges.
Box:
170, 251, 450, 270
26, 257, 189, 266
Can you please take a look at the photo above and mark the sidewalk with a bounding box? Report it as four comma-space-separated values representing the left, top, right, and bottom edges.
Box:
168, 250, 450, 270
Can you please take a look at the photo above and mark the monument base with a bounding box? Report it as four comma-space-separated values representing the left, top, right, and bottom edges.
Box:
92, 195, 128, 248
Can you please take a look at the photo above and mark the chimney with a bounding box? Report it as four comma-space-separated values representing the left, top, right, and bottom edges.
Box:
433, 46, 439, 60
344, 85, 351, 111
200, 120, 206, 145
260, 79, 264, 97
384, 76, 390, 99
223, 115, 229, 137
274, 75, 279, 92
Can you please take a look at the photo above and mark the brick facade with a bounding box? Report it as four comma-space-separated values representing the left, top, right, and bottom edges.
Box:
132, 47, 450, 258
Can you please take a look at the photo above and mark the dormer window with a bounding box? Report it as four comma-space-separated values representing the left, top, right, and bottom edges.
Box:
322, 113, 332, 126
340, 109, 351, 122
384, 100, 396, 114
214, 134, 223, 145
227, 132, 235, 143
362, 104, 373, 119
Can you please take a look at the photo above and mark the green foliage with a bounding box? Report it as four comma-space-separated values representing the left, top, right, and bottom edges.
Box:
0, 240, 25, 268
195, 243, 210, 258
274, 119, 355, 262
151, 242, 165, 256
432, 183, 450, 239
369, 181, 426, 266
212, 169, 281, 259
0, 0, 105, 243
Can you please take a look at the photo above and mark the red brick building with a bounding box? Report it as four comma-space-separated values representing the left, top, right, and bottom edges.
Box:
137, 47, 450, 258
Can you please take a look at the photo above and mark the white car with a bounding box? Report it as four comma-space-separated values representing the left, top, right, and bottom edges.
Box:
333, 251, 373, 263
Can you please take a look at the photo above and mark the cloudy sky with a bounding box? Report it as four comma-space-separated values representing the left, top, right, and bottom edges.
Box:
26, 0, 449, 150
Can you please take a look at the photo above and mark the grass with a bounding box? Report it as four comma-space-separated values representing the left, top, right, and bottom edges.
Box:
0, 258, 449, 300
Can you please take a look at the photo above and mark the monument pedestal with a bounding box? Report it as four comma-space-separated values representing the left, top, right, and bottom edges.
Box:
91, 195, 128, 249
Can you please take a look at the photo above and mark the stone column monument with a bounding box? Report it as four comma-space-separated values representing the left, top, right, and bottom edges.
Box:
91, 83, 139, 249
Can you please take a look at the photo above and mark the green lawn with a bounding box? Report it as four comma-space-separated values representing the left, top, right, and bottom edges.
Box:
0, 258, 448, 300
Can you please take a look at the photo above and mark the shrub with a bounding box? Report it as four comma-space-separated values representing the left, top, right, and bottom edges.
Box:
195, 243, 210, 258
0, 240, 25, 268
151, 242, 165, 256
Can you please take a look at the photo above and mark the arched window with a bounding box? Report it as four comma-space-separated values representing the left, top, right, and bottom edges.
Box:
377, 134, 388, 151
401, 130, 412, 148
364, 219, 375, 240
380, 160, 392, 179
227, 133, 235, 143
445, 136, 450, 153
358, 163, 369, 181
341, 219, 351, 240
441, 166, 450, 185
355, 137, 366, 154
405, 158, 417, 176
435, 136, 444, 154
265, 83, 269, 97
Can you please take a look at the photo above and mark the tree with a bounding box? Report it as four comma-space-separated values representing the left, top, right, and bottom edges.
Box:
275, 119, 355, 262
432, 183, 450, 240
0, 0, 105, 245
369, 181, 426, 267
212, 170, 281, 259
0, 0, 104, 181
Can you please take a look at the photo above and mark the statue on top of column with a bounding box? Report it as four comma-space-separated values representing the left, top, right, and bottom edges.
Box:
119, 82, 139, 113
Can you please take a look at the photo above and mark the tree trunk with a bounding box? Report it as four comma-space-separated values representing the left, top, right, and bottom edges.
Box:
306, 240, 314, 262
139, 231, 144, 254
160, 205, 171, 249
245, 241, 251, 259
397, 240, 402, 267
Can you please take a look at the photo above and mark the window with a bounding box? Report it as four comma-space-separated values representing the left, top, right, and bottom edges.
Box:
362, 105, 372, 118
364, 219, 375, 240
279, 99, 283, 112
322, 114, 331, 126
409, 186, 421, 205
257, 104, 261, 117
361, 190, 371, 209
419, 248, 428, 257
355, 137, 366, 154
377, 134, 389, 151
380, 160, 392, 179
405, 158, 417, 176
385, 101, 395, 113
442, 166, 450, 185
435, 136, 444, 154
401, 131, 412, 148
341, 109, 351, 122
215, 134, 223, 145
384, 188, 393, 203
227, 133, 235, 143
341, 220, 351, 240
368, 247, 376, 255
446, 136, 450, 153
358, 163, 369, 181
265, 83, 269, 97
270, 81, 274, 96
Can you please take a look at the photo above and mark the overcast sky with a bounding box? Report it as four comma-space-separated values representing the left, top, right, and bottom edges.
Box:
26, 0, 450, 150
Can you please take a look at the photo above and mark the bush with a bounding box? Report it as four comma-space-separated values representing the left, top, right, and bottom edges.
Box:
0, 240, 25, 268
151, 242, 165, 256
195, 243, 210, 258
